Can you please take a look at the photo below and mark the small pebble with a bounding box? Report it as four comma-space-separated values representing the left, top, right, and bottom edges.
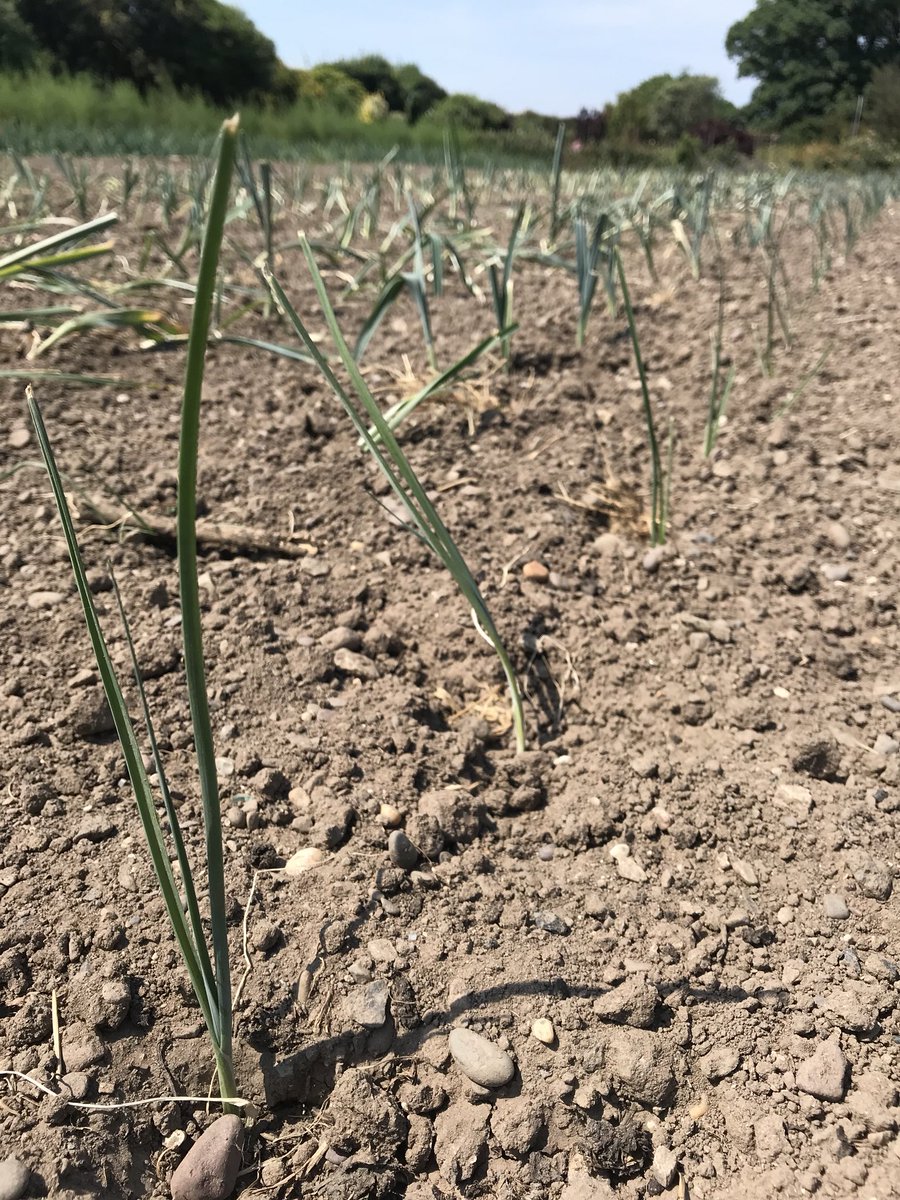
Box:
27, 590, 64, 609
822, 563, 850, 582
824, 893, 850, 920
379, 803, 402, 827
531, 910, 570, 935
522, 560, 550, 583
7, 428, 30, 450
170, 1114, 243, 1200
333, 647, 378, 679
530, 1018, 556, 1045
825, 520, 851, 550
873, 733, 899, 757
700, 1046, 741, 1083
616, 856, 647, 883
448, 1027, 515, 1088
732, 857, 759, 886
284, 847, 324, 876
0, 1156, 30, 1200
652, 1145, 678, 1189
347, 979, 389, 1028
642, 547, 665, 573
388, 829, 418, 871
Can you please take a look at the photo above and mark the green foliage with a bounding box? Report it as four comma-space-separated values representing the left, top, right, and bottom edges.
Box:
727, 0, 900, 131
607, 73, 732, 144
868, 63, 900, 143
0, 0, 38, 69
359, 92, 389, 124
16, 0, 283, 104
328, 54, 405, 111
394, 62, 446, 122
426, 93, 512, 132
294, 65, 366, 115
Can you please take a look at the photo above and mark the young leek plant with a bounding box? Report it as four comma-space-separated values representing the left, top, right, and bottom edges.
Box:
28, 116, 242, 1108
264, 240, 527, 753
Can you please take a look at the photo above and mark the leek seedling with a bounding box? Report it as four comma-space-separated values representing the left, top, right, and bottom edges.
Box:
575, 211, 617, 347
704, 275, 735, 457
354, 197, 438, 369
489, 203, 525, 362
615, 247, 668, 546
28, 116, 242, 1108
265, 241, 527, 753
671, 171, 714, 280
550, 122, 565, 245
0, 211, 116, 281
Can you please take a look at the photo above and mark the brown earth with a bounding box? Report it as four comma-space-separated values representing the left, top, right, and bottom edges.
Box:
0, 171, 898, 1200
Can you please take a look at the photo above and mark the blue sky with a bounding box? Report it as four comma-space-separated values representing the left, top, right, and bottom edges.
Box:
238, 0, 757, 114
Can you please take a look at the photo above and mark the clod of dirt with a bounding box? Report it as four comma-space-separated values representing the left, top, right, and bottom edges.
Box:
66, 689, 116, 738
404, 813, 444, 858
490, 1098, 547, 1157
404, 1114, 434, 1172
418, 789, 482, 844
846, 850, 894, 900
327, 1067, 408, 1160
605, 1029, 677, 1108
448, 1027, 515, 1088
433, 1099, 489, 1185
576, 1114, 652, 1177
699, 1045, 742, 1082
796, 1033, 849, 1101
790, 736, 844, 780
333, 647, 379, 680
70, 973, 131, 1030
170, 1114, 243, 1200
592, 976, 660, 1029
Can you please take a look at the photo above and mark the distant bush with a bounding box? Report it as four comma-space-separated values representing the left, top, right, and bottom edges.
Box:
868, 63, 900, 145
294, 65, 365, 115
425, 93, 511, 132
574, 107, 608, 143
607, 72, 736, 144
359, 92, 389, 124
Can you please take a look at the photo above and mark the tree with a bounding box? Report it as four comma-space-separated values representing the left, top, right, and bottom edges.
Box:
294, 65, 366, 114
16, 0, 283, 104
868, 62, 900, 142
424, 92, 511, 132
607, 73, 731, 143
328, 54, 405, 111
0, 0, 38, 69
393, 62, 445, 122
726, 0, 900, 131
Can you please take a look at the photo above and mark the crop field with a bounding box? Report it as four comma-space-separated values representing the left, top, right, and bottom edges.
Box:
1, 127, 899, 1200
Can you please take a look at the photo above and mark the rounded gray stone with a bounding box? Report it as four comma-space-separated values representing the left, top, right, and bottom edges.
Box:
448, 1027, 515, 1088
387, 829, 418, 871
0, 1156, 30, 1200
824, 893, 850, 920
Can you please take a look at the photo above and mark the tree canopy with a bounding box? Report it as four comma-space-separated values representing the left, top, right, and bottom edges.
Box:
606, 73, 735, 143
9, 0, 284, 104
727, 0, 900, 130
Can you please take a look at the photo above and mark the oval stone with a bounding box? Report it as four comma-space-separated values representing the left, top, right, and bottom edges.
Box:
448, 1027, 515, 1088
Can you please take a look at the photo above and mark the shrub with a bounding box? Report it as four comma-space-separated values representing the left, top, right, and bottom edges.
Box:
425, 92, 511, 132
359, 92, 389, 124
